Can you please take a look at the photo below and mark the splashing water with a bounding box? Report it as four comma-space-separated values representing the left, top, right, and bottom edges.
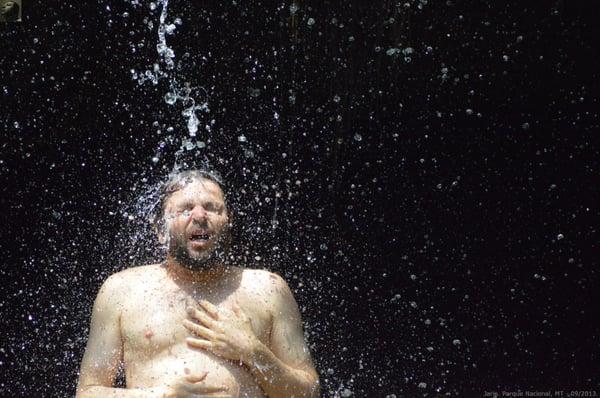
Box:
117, 3, 363, 396
130, 0, 209, 146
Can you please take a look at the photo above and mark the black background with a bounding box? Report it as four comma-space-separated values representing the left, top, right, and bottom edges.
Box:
0, 0, 598, 396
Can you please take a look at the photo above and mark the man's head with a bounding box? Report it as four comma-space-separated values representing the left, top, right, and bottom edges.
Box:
152, 169, 232, 271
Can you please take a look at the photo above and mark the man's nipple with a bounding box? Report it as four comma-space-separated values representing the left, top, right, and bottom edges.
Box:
144, 329, 155, 339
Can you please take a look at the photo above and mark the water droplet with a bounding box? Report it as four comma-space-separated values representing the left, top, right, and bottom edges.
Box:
557, 233, 564, 240
165, 24, 176, 35
307, 17, 316, 26
187, 113, 199, 135
164, 92, 177, 105
238, 135, 247, 143
353, 133, 362, 142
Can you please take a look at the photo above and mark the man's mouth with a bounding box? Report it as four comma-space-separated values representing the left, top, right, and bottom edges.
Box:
189, 233, 210, 242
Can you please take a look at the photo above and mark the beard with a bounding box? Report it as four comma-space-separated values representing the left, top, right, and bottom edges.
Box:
167, 224, 231, 271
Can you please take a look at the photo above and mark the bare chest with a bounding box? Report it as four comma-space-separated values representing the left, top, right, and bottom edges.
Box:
119, 285, 272, 358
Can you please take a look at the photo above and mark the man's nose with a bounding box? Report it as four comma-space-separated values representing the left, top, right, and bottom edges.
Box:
190, 205, 208, 220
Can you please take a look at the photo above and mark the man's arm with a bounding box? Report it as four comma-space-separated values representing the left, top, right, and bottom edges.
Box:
244, 273, 320, 398
76, 274, 160, 398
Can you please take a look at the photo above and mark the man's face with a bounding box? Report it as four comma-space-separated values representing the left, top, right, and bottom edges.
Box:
163, 178, 230, 270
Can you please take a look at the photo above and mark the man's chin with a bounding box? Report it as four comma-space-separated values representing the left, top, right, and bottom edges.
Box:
186, 247, 214, 262
184, 246, 227, 269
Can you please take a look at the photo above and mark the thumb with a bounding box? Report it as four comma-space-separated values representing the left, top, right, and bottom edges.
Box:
185, 371, 208, 383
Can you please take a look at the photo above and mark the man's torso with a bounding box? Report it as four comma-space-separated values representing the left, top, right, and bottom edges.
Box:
115, 264, 275, 397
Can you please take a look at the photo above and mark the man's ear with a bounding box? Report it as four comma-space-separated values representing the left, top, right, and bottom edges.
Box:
154, 220, 168, 245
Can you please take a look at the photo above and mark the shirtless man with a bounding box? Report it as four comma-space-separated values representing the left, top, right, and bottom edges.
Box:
76, 170, 320, 398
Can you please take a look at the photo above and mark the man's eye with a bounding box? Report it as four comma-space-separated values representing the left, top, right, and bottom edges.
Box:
176, 209, 191, 217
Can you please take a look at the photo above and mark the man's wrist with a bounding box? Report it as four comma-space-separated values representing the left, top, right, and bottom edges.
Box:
242, 338, 265, 367
244, 338, 279, 375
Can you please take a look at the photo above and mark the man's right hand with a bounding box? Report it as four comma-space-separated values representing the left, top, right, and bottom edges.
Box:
159, 372, 232, 398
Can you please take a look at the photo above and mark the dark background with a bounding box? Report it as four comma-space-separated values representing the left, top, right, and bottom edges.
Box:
1, 0, 598, 396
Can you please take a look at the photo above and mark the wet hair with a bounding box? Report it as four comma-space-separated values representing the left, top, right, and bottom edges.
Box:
150, 169, 229, 238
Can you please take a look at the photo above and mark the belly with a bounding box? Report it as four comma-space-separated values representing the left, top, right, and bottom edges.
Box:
124, 342, 266, 398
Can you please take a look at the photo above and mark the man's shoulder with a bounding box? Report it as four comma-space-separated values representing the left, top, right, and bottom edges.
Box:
240, 267, 286, 286
100, 263, 163, 293
239, 267, 293, 301
110, 262, 163, 278
94, 264, 164, 311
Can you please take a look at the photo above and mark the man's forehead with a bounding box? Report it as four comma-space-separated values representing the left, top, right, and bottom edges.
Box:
167, 179, 225, 202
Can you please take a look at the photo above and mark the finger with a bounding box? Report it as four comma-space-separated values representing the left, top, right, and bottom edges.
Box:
180, 380, 229, 394
185, 371, 208, 383
199, 299, 220, 320
187, 395, 231, 398
186, 337, 214, 350
187, 306, 218, 328
232, 302, 241, 317
183, 319, 216, 339
185, 296, 198, 309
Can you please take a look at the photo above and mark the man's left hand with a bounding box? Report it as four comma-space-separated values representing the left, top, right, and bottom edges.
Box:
183, 299, 260, 364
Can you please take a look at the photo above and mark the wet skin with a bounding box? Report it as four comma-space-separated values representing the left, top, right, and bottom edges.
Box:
76, 180, 319, 398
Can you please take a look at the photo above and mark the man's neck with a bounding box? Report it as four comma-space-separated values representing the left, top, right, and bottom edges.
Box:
164, 255, 230, 285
